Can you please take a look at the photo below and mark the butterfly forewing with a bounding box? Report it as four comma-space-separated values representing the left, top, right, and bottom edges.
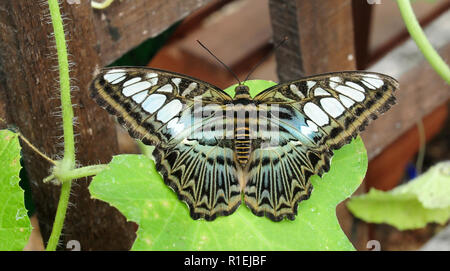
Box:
90, 67, 233, 146
254, 72, 398, 149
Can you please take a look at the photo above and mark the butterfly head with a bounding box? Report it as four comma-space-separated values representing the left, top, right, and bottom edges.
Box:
234, 84, 251, 100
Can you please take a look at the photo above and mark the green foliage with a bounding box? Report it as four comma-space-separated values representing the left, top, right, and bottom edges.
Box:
89, 80, 368, 251
109, 22, 181, 67
347, 161, 450, 230
0, 130, 32, 250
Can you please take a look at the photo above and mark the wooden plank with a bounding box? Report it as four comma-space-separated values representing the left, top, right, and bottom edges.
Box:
268, 0, 356, 81
363, 44, 450, 160
352, 0, 373, 69
365, 104, 448, 191
149, 0, 276, 88
176, 0, 272, 68
363, 10, 450, 160
0, 1, 135, 250
91, 0, 213, 65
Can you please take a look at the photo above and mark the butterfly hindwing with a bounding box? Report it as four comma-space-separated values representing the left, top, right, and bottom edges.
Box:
245, 126, 332, 221
244, 72, 398, 221
153, 138, 242, 221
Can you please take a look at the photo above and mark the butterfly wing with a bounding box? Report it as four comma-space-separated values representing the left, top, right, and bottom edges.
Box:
90, 67, 241, 220
90, 67, 233, 146
245, 71, 398, 221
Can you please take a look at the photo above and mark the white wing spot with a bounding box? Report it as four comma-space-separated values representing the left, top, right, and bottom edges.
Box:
320, 97, 346, 118
290, 84, 305, 99
149, 78, 158, 86
307, 81, 316, 91
314, 87, 330, 96
304, 102, 329, 126
339, 94, 355, 108
300, 120, 319, 136
142, 94, 166, 113
167, 117, 185, 134
110, 75, 126, 84
123, 77, 142, 87
335, 85, 365, 102
363, 77, 384, 88
345, 81, 365, 93
183, 82, 198, 96
123, 81, 152, 96
306, 120, 318, 132
329, 76, 342, 89
171, 78, 182, 88
365, 73, 381, 79
361, 80, 376, 90
132, 91, 148, 103
300, 125, 314, 136
146, 73, 158, 86
158, 84, 173, 93
103, 69, 126, 83
157, 100, 183, 123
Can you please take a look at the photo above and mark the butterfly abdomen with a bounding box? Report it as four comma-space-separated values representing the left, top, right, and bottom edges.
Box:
233, 103, 254, 168
234, 125, 251, 167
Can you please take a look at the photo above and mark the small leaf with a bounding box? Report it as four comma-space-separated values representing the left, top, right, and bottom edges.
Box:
0, 130, 32, 250
347, 161, 450, 230
89, 80, 368, 250
395, 161, 450, 209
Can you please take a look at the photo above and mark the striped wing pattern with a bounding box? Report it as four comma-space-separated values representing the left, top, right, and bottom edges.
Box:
90, 67, 241, 220
244, 72, 398, 220
91, 67, 398, 222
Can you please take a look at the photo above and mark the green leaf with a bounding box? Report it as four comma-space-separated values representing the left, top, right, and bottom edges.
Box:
347, 161, 450, 230
89, 80, 368, 250
0, 130, 32, 250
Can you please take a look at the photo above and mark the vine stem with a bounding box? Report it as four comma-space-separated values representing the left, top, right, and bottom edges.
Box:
46, 180, 71, 250
397, 0, 450, 84
59, 165, 109, 180
46, 0, 75, 251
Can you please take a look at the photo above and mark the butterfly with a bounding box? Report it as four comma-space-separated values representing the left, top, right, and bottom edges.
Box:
90, 66, 398, 222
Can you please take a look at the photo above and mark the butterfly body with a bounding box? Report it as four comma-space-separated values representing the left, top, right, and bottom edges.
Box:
90, 67, 398, 222
231, 86, 256, 168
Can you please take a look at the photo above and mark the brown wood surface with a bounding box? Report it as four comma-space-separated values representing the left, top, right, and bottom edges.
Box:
352, 0, 373, 69
176, 0, 272, 68
362, 42, 450, 160
365, 104, 448, 191
91, 0, 213, 66
0, 1, 136, 250
149, 0, 276, 90
268, 0, 356, 81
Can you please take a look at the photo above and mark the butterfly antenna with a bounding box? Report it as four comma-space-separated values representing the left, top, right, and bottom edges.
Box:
197, 40, 241, 85
244, 36, 289, 82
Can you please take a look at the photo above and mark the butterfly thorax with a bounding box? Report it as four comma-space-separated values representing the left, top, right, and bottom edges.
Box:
234, 84, 251, 100
233, 85, 253, 167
